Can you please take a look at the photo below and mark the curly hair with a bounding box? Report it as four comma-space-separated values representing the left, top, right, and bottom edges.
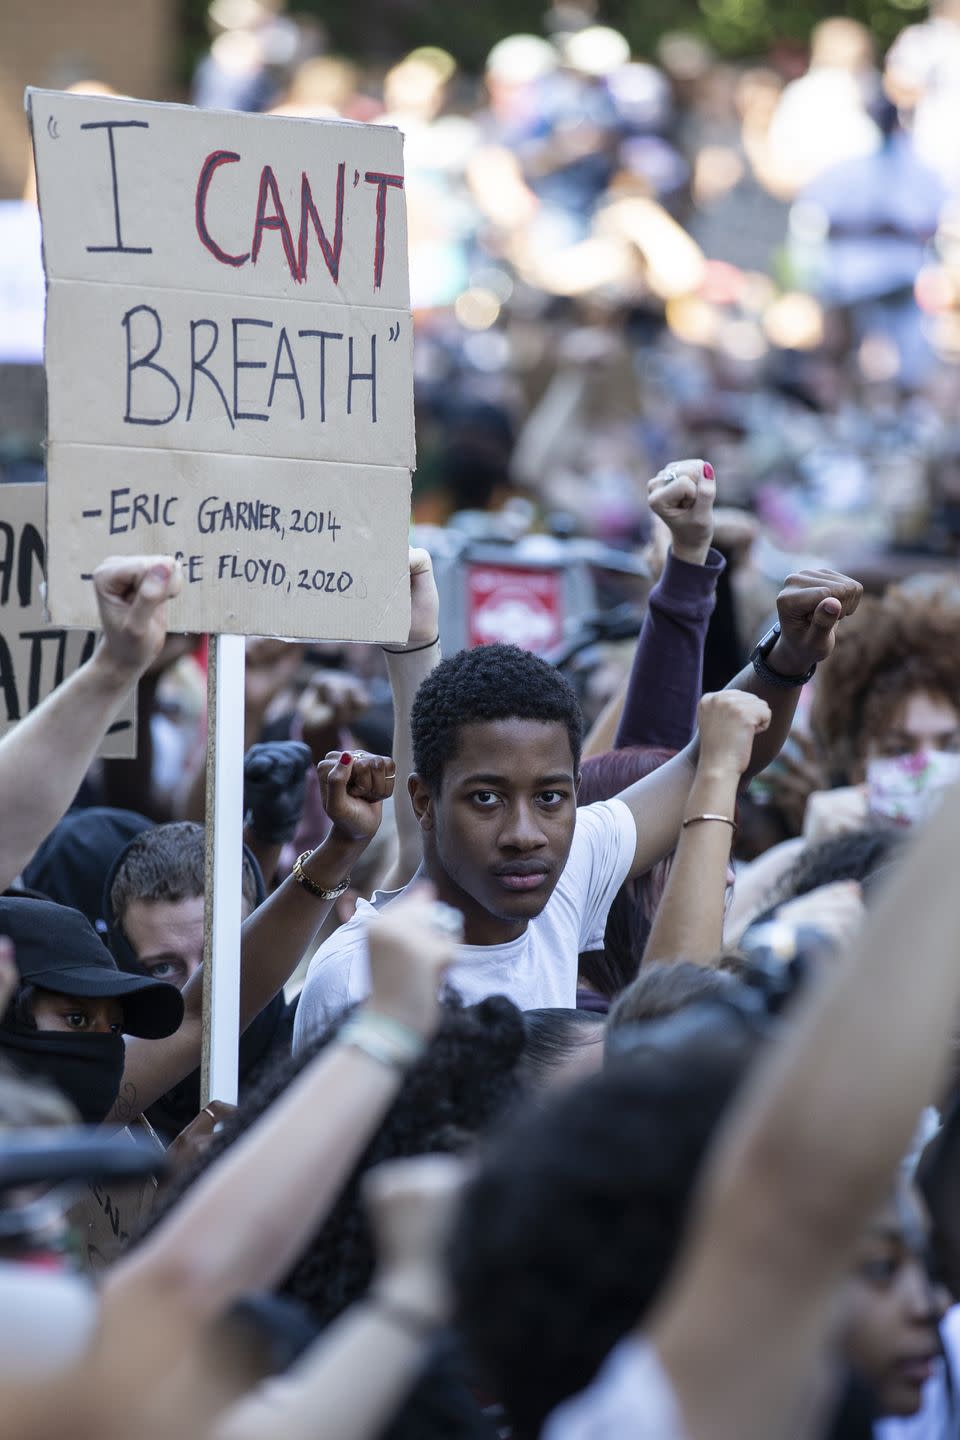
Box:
451, 1036, 760, 1439
137, 995, 526, 1329
410, 644, 584, 792
811, 582, 960, 782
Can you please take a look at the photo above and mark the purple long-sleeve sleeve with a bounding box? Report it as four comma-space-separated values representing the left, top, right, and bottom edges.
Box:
614, 547, 725, 752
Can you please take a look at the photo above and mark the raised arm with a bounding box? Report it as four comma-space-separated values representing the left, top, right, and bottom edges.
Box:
101, 890, 456, 1356
110, 751, 394, 1125
611, 461, 723, 754
215, 1155, 464, 1440
725, 567, 862, 780
652, 769, 960, 1440
614, 566, 863, 880
378, 548, 441, 891
0, 555, 181, 890
642, 692, 770, 968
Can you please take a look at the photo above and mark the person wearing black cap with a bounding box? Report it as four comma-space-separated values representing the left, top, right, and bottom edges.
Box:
0, 897, 183, 1123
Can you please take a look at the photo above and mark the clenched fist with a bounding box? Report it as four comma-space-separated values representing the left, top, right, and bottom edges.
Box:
93, 555, 182, 678
647, 459, 717, 566
698, 690, 773, 780
772, 570, 863, 675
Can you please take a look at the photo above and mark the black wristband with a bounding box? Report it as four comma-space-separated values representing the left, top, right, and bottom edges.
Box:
750, 622, 816, 689
381, 635, 440, 655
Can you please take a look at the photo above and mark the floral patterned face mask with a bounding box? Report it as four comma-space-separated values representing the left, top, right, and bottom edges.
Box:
866, 749, 960, 828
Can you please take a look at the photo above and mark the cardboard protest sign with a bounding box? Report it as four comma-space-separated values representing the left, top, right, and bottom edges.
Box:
0, 482, 136, 757
67, 1122, 165, 1272
27, 89, 413, 642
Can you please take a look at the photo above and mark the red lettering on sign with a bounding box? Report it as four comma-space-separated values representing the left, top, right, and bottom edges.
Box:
251, 165, 298, 281
363, 171, 404, 290
195, 150, 250, 268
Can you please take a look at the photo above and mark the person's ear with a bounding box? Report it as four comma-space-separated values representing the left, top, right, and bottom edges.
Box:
409, 774, 435, 831
574, 770, 582, 798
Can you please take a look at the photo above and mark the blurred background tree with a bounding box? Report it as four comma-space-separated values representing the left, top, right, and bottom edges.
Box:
178, 0, 930, 84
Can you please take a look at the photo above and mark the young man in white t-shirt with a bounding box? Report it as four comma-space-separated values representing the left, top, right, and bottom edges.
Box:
293, 463, 862, 1055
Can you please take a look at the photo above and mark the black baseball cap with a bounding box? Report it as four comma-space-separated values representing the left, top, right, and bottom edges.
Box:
0, 896, 184, 1039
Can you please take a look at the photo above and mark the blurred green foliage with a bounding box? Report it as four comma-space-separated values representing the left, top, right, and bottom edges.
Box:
177, 0, 929, 87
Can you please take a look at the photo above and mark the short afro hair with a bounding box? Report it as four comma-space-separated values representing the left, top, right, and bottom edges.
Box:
411, 643, 584, 792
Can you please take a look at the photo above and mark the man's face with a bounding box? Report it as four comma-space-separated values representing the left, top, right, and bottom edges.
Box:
123, 894, 206, 989
412, 718, 579, 944
123, 891, 256, 988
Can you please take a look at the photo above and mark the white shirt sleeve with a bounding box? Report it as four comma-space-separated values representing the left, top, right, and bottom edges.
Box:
542, 1338, 688, 1440
291, 932, 360, 1055
562, 799, 638, 953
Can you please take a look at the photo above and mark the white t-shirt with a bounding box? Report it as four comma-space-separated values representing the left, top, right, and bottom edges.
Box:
543, 1338, 688, 1440
292, 798, 636, 1054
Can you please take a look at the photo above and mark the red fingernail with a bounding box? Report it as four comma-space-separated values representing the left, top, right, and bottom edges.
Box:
340, 752, 352, 765
703, 462, 714, 480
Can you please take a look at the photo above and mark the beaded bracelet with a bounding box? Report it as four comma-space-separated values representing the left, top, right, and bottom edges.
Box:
340, 1010, 426, 1072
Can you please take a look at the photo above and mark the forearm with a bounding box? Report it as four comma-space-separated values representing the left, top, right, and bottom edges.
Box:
107, 1039, 403, 1326
722, 654, 803, 780
111, 832, 365, 1123
0, 643, 137, 888
215, 1304, 432, 1440
381, 642, 439, 887
237, 830, 367, 1024
621, 748, 699, 879
643, 769, 738, 966
616, 550, 723, 752
738, 780, 960, 1235
656, 778, 960, 1440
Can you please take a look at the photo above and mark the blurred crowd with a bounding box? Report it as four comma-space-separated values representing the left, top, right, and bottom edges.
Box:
7, 4, 960, 1439
171, 0, 960, 571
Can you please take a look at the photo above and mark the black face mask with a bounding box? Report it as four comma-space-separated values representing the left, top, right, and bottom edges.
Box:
0, 1022, 126, 1124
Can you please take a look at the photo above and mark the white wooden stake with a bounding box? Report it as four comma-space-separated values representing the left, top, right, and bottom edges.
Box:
201, 633, 245, 1107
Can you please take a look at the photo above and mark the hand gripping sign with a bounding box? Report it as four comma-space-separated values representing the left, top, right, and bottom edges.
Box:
27, 89, 413, 643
